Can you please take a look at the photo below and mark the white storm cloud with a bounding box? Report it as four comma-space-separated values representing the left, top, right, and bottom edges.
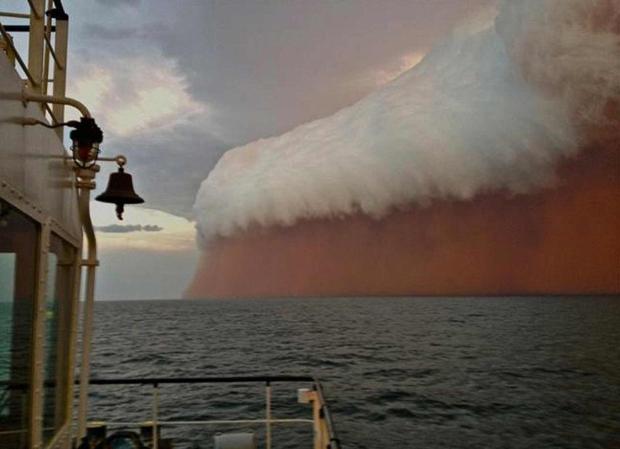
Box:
68, 55, 207, 139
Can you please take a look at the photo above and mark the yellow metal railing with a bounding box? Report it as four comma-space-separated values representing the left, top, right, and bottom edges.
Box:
82, 376, 342, 449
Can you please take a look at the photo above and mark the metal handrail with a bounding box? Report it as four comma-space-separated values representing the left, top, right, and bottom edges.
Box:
99, 419, 314, 427
1, 25, 56, 32
87, 375, 315, 385
79, 376, 342, 449
0, 12, 31, 19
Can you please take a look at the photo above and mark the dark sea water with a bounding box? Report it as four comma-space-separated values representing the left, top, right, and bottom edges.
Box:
86, 297, 620, 449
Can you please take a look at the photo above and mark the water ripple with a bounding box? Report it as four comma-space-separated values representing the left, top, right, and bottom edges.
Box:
84, 296, 620, 449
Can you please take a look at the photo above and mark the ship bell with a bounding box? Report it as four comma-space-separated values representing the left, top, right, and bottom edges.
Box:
95, 167, 144, 220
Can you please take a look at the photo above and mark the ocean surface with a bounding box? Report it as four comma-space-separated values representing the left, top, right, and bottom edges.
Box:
86, 297, 620, 449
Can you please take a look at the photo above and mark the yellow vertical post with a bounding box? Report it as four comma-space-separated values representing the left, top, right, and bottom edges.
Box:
76, 167, 99, 440
27, 0, 45, 93
309, 391, 324, 449
52, 9, 69, 139
41, 0, 52, 97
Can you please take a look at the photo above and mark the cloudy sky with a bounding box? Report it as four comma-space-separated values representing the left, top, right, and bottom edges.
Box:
12, 0, 493, 299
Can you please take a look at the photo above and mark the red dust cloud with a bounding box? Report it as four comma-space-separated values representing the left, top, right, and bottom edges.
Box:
186, 140, 619, 298
186, 0, 620, 298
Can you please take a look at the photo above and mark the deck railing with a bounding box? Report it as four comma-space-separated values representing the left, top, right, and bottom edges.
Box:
81, 376, 342, 449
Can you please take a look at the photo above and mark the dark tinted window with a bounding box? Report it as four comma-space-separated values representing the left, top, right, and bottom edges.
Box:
0, 199, 38, 449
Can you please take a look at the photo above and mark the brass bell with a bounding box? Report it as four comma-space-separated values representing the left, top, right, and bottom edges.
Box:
95, 166, 144, 220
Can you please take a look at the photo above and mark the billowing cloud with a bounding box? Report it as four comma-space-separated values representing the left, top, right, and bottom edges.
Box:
149, 0, 495, 143
193, 0, 620, 244
68, 55, 206, 138
363, 52, 426, 87
66, 44, 226, 217
55, 0, 493, 219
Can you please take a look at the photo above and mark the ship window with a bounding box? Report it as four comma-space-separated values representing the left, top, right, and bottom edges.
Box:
0, 199, 38, 449
42, 234, 76, 446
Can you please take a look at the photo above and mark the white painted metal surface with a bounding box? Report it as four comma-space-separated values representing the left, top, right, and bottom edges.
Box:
0, 47, 80, 242
0, 3, 91, 449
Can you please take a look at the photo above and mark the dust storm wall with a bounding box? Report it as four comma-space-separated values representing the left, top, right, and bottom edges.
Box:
187, 0, 620, 298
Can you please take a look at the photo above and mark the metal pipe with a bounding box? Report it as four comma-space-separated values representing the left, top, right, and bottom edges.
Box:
0, 429, 29, 436
103, 419, 314, 426
22, 89, 91, 118
75, 167, 98, 440
98, 155, 127, 166
85, 375, 315, 385
0, 12, 31, 18
0, 25, 56, 32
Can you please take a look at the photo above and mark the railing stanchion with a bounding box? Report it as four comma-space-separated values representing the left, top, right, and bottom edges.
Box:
152, 383, 159, 449
265, 381, 272, 449
310, 389, 322, 449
